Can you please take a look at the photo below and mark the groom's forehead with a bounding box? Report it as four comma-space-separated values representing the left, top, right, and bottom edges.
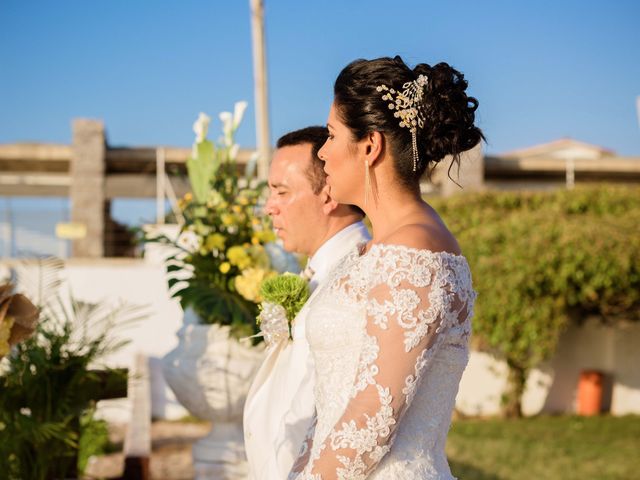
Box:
270, 147, 314, 187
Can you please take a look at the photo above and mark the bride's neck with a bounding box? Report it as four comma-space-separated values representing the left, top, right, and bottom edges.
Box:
364, 182, 424, 243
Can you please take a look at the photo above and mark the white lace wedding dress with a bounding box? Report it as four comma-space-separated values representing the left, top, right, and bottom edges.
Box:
288, 243, 476, 480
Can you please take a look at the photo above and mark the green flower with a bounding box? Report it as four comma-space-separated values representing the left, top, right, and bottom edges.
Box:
260, 273, 310, 323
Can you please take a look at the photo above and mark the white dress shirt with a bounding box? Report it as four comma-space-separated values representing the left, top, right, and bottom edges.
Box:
244, 221, 370, 480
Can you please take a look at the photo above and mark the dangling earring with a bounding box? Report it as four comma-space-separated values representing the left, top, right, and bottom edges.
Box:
364, 160, 371, 207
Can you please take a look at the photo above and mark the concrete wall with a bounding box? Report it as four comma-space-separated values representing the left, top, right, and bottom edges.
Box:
63, 258, 190, 421
456, 318, 640, 416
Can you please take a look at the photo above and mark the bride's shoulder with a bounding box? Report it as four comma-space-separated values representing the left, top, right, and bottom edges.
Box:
379, 223, 462, 257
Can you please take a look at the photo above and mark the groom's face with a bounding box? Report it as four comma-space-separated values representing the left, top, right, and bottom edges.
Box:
265, 143, 328, 256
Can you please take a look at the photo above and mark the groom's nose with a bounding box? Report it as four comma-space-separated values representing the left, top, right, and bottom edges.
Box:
264, 195, 278, 216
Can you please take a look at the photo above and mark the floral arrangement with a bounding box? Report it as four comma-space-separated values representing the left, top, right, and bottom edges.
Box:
256, 273, 310, 346
0, 283, 39, 358
147, 102, 299, 339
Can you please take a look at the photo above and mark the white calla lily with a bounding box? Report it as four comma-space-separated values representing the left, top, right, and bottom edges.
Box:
229, 144, 240, 161
192, 112, 211, 143
233, 101, 248, 129
219, 111, 234, 146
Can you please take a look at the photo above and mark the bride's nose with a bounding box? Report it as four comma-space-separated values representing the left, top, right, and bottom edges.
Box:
318, 144, 328, 162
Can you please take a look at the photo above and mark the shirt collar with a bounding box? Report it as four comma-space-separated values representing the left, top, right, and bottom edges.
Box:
307, 221, 370, 289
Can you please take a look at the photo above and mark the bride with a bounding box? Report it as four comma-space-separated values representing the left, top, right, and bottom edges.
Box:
287, 56, 484, 479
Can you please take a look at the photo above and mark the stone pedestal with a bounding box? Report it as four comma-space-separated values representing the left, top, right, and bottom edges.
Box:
192, 422, 249, 480
162, 310, 264, 480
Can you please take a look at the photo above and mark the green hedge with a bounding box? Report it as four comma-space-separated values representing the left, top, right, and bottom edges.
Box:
432, 185, 640, 416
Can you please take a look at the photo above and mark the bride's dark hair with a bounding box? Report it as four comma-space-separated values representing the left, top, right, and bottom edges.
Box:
333, 56, 484, 188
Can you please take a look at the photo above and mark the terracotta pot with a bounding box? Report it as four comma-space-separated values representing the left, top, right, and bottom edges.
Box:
577, 370, 603, 416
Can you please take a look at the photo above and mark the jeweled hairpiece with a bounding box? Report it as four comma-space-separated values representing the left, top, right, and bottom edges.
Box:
376, 74, 428, 172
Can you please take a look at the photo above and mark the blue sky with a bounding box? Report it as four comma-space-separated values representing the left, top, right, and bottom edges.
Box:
1, 0, 639, 156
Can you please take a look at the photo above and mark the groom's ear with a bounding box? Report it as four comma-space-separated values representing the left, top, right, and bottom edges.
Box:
320, 184, 339, 215
363, 131, 384, 167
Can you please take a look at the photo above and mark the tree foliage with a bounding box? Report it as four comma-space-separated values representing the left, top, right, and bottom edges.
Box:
432, 185, 640, 416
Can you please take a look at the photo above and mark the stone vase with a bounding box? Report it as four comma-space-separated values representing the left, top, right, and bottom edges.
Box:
162, 308, 264, 479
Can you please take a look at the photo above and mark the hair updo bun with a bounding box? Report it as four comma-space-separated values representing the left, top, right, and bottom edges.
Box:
333, 56, 484, 188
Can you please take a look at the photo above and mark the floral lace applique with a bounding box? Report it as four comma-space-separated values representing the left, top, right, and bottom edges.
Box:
288, 244, 475, 480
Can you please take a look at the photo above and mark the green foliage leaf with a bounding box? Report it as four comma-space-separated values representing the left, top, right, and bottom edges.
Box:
431, 185, 640, 414
187, 140, 219, 203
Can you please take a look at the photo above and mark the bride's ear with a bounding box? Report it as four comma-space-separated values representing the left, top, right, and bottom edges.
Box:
320, 184, 339, 215
363, 131, 384, 167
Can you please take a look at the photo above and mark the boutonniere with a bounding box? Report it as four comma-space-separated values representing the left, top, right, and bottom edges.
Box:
256, 273, 310, 346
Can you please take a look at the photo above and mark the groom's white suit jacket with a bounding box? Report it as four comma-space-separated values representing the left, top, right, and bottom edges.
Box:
244, 221, 370, 480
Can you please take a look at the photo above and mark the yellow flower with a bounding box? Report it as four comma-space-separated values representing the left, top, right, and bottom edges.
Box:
221, 214, 234, 226
0, 315, 15, 357
235, 268, 276, 303
249, 244, 270, 268
238, 196, 250, 206
251, 236, 260, 245
219, 262, 231, 274
206, 233, 226, 251
254, 229, 276, 243
232, 205, 242, 214
227, 245, 252, 269
184, 192, 193, 202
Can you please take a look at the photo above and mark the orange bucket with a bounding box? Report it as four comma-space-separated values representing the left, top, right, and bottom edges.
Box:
577, 370, 603, 416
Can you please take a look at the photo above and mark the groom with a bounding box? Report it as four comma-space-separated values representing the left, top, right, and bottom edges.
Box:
244, 126, 370, 480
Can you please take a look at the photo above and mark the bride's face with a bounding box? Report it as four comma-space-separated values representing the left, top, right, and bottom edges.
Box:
318, 102, 363, 206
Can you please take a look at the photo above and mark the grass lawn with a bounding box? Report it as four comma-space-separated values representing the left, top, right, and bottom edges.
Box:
446, 415, 640, 480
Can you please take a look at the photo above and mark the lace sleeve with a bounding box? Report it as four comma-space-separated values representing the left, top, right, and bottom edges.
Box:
288, 246, 473, 480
